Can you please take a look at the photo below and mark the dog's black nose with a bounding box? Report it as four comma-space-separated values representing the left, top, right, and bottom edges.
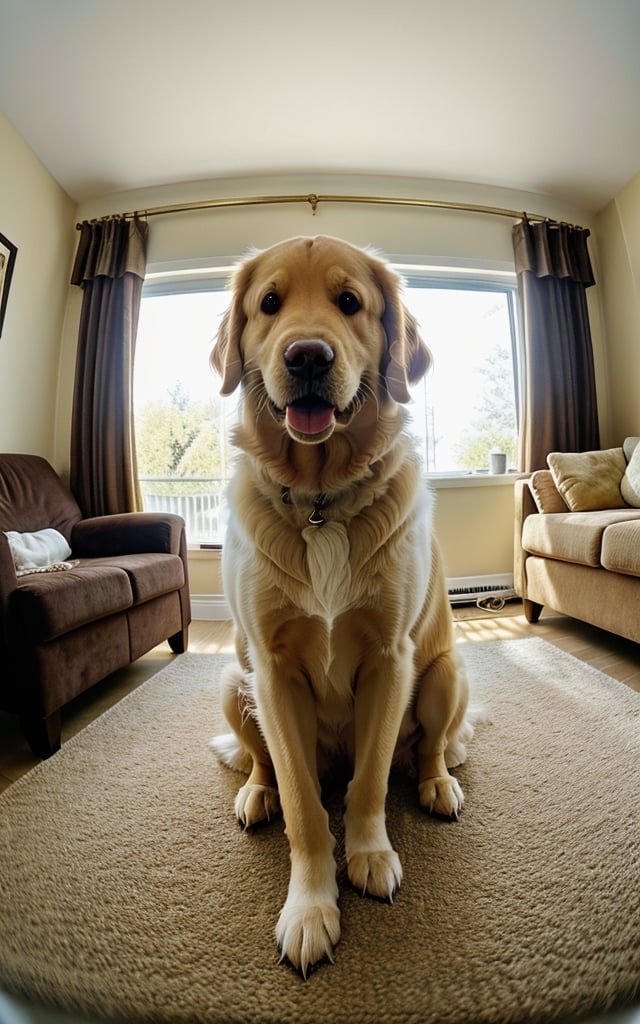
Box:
283, 339, 334, 380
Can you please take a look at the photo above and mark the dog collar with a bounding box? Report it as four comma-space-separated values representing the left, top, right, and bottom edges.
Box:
281, 486, 328, 527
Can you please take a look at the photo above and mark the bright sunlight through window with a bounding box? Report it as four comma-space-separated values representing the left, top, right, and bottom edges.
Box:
134, 271, 520, 544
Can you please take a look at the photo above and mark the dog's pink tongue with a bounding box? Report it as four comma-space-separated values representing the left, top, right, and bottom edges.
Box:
286, 399, 335, 436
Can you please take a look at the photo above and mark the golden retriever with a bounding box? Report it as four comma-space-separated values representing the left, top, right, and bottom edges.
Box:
210, 235, 472, 975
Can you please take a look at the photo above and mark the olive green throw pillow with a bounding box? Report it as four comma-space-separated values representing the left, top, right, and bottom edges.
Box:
547, 448, 627, 511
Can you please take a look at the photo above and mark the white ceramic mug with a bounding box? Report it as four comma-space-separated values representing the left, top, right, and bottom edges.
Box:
490, 451, 507, 474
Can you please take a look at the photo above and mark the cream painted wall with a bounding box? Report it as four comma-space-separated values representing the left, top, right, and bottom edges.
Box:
0, 112, 75, 460
185, 475, 519, 605
54, 171, 605, 596
596, 169, 640, 442
432, 479, 518, 578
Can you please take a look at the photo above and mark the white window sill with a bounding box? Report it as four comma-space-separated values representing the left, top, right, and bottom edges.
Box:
427, 472, 528, 489
186, 472, 529, 550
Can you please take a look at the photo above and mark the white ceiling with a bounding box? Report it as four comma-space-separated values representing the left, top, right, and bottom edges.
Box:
1, 0, 640, 212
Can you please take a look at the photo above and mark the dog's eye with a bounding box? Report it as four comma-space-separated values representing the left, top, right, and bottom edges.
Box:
261, 292, 281, 315
336, 291, 361, 316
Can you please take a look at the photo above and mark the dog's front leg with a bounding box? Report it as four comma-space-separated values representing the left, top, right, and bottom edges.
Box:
254, 663, 340, 976
343, 644, 411, 901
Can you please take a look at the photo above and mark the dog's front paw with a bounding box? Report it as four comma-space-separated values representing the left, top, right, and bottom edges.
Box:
419, 775, 464, 818
347, 849, 403, 901
234, 782, 280, 829
275, 899, 341, 977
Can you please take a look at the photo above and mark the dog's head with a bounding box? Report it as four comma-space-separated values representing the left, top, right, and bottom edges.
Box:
211, 235, 431, 445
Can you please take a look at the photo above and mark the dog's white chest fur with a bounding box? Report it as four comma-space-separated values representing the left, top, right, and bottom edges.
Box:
302, 522, 352, 618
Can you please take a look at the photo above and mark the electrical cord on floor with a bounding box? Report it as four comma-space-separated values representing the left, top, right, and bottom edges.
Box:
476, 596, 506, 612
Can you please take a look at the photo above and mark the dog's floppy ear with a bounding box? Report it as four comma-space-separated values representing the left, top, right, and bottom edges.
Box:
211, 303, 243, 396
375, 260, 432, 403
210, 258, 255, 396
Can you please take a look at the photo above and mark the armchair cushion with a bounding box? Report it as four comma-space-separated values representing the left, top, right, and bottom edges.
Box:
522, 508, 640, 567
12, 566, 133, 642
0, 454, 81, 539
79, 553, 185, 603
601, 520, 640, 574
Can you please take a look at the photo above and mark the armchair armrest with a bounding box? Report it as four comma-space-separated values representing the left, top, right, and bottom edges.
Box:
513, 477, 536, 598
71, 513, 186, 558
0, 533, 18, 649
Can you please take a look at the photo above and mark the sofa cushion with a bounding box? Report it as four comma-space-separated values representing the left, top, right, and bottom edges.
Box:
12, 565, 133, 643
522, 508, 640, 567
79, 553, 185, 604
528, 471, 568, 513
0, 454, 82, 538
601, 521, 640, 575
547, 448, 627, 511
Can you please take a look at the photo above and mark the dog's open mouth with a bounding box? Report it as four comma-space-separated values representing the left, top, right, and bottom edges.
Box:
285, 396, 336, 439
269, 388, 363, 442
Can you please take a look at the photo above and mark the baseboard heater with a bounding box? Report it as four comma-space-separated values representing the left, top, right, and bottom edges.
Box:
192, 576, 517, 619
446, 574, 516, 605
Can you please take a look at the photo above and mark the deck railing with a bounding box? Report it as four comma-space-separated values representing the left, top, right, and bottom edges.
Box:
138, 476, 228, 544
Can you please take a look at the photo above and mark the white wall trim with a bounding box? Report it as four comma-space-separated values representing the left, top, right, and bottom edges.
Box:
191, 594, 230, 620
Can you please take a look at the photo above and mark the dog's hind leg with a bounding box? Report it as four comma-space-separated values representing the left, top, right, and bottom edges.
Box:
211, 663, 281, 828
414, 649, 470, 818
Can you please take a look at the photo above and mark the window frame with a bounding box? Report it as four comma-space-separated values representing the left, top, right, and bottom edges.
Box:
135, 258, 523, 546
395, 261, 522, 478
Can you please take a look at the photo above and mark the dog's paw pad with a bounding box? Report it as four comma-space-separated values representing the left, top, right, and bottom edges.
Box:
419, 775, 464, 818
347, 849, 403, 901
276, 902, 341, 978
234, 783, 280, 828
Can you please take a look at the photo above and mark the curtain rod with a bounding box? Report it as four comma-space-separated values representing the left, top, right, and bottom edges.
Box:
76, 192, 580, 229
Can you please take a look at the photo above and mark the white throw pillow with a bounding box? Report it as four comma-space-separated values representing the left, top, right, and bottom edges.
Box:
4, 528, 72, 570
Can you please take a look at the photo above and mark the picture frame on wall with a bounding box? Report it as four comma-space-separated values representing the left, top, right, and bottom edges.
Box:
0, 231, 18, 338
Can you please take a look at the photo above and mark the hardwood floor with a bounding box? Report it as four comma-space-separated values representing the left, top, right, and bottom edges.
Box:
1, 601, 639, 793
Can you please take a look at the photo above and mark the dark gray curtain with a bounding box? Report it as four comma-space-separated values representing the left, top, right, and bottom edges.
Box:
512, 217, 599, 471
70, 216, 149, 516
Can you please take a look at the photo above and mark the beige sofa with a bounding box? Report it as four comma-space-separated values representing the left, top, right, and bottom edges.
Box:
514, 437, 640, 643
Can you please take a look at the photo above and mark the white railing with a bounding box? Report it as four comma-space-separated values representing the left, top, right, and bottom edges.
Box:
139, 477, 228, 545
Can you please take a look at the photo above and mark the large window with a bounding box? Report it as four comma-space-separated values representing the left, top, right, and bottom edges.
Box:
401, 271, 519, 473
134, 280, 237, 545
134, 267, 520, 544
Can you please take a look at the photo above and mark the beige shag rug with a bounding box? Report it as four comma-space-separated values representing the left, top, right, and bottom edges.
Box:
0, 638, 639, 1024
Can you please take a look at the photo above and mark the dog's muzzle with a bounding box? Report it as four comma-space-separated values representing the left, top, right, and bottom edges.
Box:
283, 339, 336, 440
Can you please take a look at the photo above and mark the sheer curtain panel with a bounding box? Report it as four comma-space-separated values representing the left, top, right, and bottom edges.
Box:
70, 216, 149, 515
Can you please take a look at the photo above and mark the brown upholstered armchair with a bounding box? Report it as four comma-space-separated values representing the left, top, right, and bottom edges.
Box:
0, 453, 191, 757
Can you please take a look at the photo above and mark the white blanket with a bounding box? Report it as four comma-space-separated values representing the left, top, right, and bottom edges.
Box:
4, 528, 72, 570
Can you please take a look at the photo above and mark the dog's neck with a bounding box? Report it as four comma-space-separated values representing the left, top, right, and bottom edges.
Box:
280, 486, 329, 526
233, 399, 408, 499
232, 409, 417, 538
